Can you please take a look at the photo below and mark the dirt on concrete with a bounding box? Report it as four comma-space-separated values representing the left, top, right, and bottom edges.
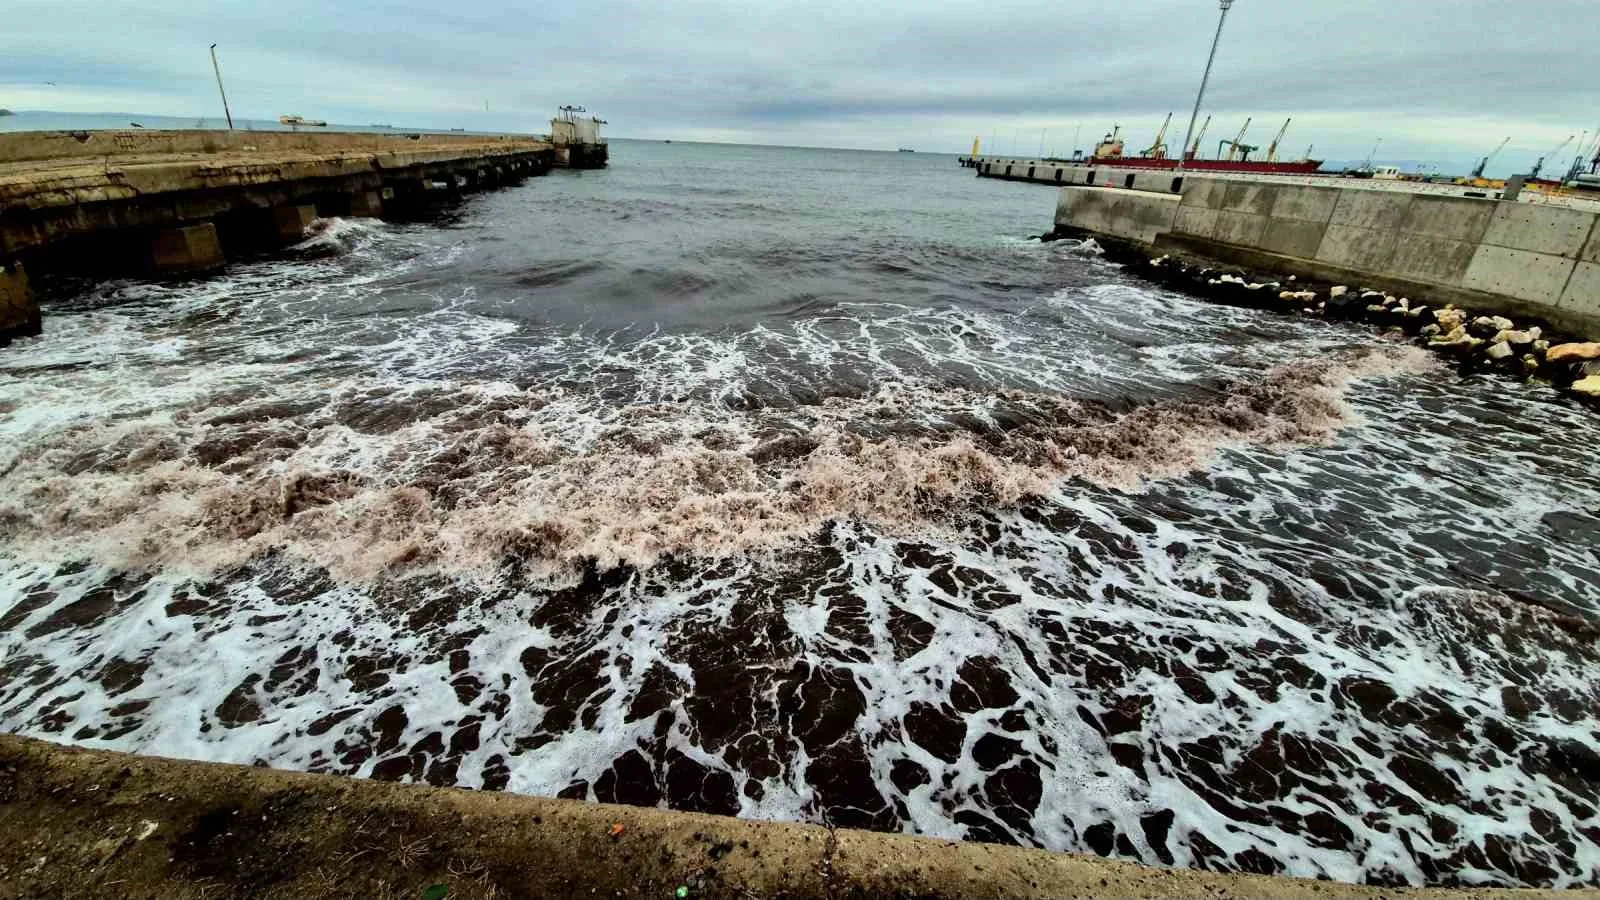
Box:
0, 734, 1593, 900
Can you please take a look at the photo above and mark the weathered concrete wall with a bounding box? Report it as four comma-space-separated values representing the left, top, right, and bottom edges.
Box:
1055, 186, 1179, 244
0, 131, 554, 259
979, 158, 1183, 194
0, 735, 1584, 899
0, 128, 538, 164
1057, 174, 1600, 335
0, 130, 557, 340
0, 262, 40, 343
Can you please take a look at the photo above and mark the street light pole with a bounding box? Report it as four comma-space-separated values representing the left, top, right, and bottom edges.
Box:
1176, 0, 1234, 173
209, 43, 234, 130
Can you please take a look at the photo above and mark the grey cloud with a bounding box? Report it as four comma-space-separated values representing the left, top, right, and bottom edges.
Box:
2, 0, 1596, 171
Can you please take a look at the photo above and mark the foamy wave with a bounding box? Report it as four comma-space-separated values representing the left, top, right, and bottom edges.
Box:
4, 164, 1599, 889
291, 216, 388, 254
0, 346, 1433, 584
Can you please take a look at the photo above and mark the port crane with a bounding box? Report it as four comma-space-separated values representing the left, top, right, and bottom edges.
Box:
1564, 128, 1594, 181
1531, 134, 1575, 180
1141, 113, 1173, 159
1142, 113, 1174, 159
1186, 115, 1212, 160
1219, 117, 1255, 162
1470, 136, 1511, 180
1265, 118, 1292, 163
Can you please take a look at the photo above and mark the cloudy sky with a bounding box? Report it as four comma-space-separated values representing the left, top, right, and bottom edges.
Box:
4, 0, 1596, 174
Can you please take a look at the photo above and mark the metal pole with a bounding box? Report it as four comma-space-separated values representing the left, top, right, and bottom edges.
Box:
209, 44, 234, 129
1363, 137, 1382, 170
1039, 128, 1046, 159
1176, 0, 1234, 173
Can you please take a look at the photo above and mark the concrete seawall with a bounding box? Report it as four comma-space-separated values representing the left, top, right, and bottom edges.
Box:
1048, 175, 1600, 337
0, 734, 1592, 899
0, 129, 555, 335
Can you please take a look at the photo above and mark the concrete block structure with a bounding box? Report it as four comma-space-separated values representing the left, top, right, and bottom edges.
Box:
0, 129, 557, 337
348, 190, 383, 218
1051, 168, 1600, 336
272, 205, 318, 243
0, 130, 553, 261
1053, 187, 1179, 245
1563, 262, 1600, 318
149, 223, 225, 274
0, 263, 41, 343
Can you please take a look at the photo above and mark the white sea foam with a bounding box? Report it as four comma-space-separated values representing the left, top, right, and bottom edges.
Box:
2, 202, 1598, 889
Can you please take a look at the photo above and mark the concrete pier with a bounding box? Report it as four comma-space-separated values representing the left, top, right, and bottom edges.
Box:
0, 734, 1581, 899
1039, 168, 1600, 337
0, 129, 553, 336
0, 131, 553, 257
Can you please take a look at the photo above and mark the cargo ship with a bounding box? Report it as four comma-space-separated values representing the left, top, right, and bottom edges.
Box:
963, 117, 1325, 175
1057, 119, 1322, 175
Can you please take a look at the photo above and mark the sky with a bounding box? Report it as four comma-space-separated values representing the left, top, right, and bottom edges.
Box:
3, 0, 1597, 176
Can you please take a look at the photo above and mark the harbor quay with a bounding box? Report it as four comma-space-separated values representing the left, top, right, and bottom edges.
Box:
1005, 161, 1600, 339
0, 129, 557, 343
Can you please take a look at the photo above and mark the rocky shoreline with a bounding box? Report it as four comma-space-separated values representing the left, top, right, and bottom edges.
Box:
1045, 232, 1600, 406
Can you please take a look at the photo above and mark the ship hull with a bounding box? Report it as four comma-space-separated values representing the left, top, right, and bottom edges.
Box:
1053, 156, 1323, 175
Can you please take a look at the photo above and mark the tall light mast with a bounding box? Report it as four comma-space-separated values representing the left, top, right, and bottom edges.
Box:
1176, 1, 1236, 174
209, 44, 234, 130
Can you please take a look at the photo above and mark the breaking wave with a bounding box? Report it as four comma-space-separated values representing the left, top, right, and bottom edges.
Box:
0, 337, 1431, 583
3, 146, 1599, 889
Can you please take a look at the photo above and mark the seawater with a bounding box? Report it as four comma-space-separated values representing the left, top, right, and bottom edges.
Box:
1, 140, 1598, 888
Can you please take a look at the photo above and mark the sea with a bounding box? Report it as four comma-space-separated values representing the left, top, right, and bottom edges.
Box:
1, 134, 1598, 888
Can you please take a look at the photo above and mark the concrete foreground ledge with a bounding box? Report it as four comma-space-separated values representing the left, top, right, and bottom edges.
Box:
0, 735, 1591, 899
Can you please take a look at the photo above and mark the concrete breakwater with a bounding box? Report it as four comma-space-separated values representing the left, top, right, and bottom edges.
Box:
1043, 174, 1600, 341
0, 129, 555, 341
1053, 233, 1600, 404
1038, 171, 1600, 402
1, 734, 1590, 899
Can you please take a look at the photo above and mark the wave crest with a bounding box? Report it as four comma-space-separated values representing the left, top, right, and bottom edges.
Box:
0, 347, 1434, 583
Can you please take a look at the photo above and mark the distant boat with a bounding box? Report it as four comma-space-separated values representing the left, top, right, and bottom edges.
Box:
278, 115, 327, 127
371, 123, 393, 129
898, 148, 915, 153
664, 139, 672, 143
449, 127, 466, 132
